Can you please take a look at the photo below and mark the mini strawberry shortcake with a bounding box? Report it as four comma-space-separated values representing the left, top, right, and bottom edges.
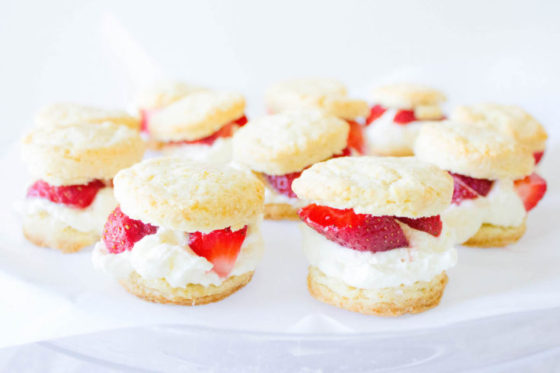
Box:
292, 157, 456, 316
232, 109, 350, 220
134, 80, 207, 133
265, 78, 370, 154
20, 122, 145, 253
451, 103, 548, 165
414, 121, 547, 247
36, 102, 140, 131
146, 91, 247, 163
92, 157, 265, 305
365, 83, 446, 156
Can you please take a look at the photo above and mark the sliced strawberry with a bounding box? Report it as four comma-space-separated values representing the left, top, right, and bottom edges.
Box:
450, 172, 494, 205
140, 108, 158, 134
514, 173, 547, 211
169, 115, 247, 146
346, 120, 366, 155
533, 151, 544, 165
393, 109, 417, 124
334, 147, 352, 157
396, 216, 442, 237
263, 171, 302, 198
366, 104, 387, 125
188, 226, 247, 278
102, 207, 158, 253
298, 204, 409, 253
27, 179, 105, 209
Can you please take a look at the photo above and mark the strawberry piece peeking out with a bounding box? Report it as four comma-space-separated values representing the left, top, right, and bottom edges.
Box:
27, 179, 105, 209
393, 109, 417, 124
533, 151, 544, 165
169, 115, 248, 146
346, 120, 367, 155
366, 104, 387, 125
450, 172, 494, 205
514, 173, 547, 212
188, 226, 248, 278
102, 207, 158, 254
396, 216, 443, 237
264, 171, 302, 198
298, 204, 409, 253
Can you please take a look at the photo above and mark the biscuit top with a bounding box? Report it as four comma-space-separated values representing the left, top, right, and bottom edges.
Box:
148, 91, 246, 141
21, 122, 145, 186
451, 103, 547, 152
134, 80, 208, 110
232, 109, 349, 175
265, 78, 368, 119
371, 83, 446, 110
292, 156, 453, 218
35, 103, 140, 130
414, 121, 534, 179
114, 157, 264, 233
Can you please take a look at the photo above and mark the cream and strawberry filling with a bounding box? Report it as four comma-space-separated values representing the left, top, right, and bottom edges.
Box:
442, 172, 547, 244
298, 204, 456, 290
93, 207, 263, 288
23, 180, 115, 234
364, 105, 445, 154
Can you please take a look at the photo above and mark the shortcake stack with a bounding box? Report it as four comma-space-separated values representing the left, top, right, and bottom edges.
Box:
414, 121, 547, 247
36, 103, 140, 130
21, 122, 145, 252
232, 109, 350, 220
452, 103, 548, 164
146, 91, 247, 163
134, 80, 207, 132
292, 157, 457, 316
265, 78, 370, 154
365, 83, 446, 156
92, 157, 265, 305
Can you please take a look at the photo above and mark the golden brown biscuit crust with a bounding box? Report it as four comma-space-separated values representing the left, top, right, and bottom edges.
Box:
22, 211, 97, 253
463, 221, 526, 248
371, 83, 446, 109
264, 203, 299, 220
308, 267, 448, 316
120, 271, 253, 305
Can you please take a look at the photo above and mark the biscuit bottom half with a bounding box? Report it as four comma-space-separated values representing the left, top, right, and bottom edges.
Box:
307, 266, 448, 316
264, 203, 299, 221
22, 211, 98, 253
463, 219, 526, 248
119, 271, 254, 306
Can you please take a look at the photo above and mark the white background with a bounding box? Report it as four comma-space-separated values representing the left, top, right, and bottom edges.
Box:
1, 0, 559, 370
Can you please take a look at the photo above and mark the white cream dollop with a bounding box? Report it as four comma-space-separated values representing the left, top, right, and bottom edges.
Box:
161, 136, 233, 164
443, 179, 526, 244
301, 222, 457, 290
92, 223, 264, 288
264, 187, 306, 208
23, 187, 116, 234
364, 109, 425, 155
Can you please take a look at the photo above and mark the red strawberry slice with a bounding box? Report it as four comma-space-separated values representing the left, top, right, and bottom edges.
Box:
298, 204, 409, 253
346, 120, 367, 155
450, 172, 494, 205
188, 226, 248, 278
396, 216, 442, 237
263, 171, 302, 198
393, 109, 417, 124
533, 151, 544, 165
514, 173, 547, 211
27, 179, 105, 209
366, 104, 387, 125
102, 207, 158, 253
170, 115, 248, 146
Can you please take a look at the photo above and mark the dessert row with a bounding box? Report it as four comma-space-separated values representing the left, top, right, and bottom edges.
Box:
18, 78, 547, 316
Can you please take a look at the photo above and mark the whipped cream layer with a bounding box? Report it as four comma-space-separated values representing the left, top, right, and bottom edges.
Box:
301, 222, 457, 289
23, 187, 116, 234
443, 179, 526, 244
264, 187, 306, 208
161, 137, 233, 164
365, 108, 424, 155
93, 223, 264, 288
